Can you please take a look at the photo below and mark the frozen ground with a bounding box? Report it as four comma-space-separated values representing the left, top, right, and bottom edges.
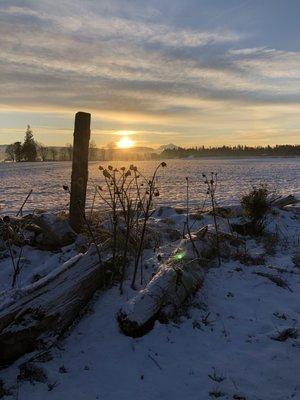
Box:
1, 200, 300, 400
0, 158, 299, 215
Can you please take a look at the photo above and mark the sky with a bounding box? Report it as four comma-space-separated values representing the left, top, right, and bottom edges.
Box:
0, 0, 299, 148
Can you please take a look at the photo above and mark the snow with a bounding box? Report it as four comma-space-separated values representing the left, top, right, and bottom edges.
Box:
0, 158, 299, 215
1, 200, 300, 399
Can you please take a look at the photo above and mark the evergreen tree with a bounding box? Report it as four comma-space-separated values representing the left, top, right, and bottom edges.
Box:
22, 125, 37, 162
13, 141, 22, 162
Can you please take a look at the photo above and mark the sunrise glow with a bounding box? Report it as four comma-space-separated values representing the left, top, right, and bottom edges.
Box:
116, 136, 135, 149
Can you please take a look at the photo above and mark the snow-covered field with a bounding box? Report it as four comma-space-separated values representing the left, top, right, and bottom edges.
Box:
0, 158, 299, 215
1, 198, 300, 400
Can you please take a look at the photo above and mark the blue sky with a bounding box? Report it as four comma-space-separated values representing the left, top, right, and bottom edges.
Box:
0, 0, 299, 147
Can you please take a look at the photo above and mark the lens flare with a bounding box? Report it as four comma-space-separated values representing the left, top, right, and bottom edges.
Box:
173, 251, 186, 261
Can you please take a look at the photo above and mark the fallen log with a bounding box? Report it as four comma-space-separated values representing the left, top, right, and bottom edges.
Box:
117, 258, 205, 337
117, 226, 243, 337
273, 194, 298, 208
0, 243, 110, 367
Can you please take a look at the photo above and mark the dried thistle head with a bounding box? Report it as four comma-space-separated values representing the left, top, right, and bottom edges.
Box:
3, 215, 10, 223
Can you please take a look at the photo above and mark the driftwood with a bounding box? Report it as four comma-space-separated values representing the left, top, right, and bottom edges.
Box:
0, 244, 109, 367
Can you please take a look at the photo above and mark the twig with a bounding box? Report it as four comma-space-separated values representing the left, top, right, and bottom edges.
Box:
16, 189, 33, 217
253, 271, 293, 292
204, 173, 221, 266
148, 354, 162, 370
185, 177, 201, 260
267, 265, 299, 275
89, 185, 98, 220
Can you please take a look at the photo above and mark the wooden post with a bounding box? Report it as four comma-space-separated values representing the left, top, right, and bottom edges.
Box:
69, 112, 91, 232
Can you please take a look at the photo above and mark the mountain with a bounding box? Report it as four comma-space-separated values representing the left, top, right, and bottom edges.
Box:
158, 143, 179, 151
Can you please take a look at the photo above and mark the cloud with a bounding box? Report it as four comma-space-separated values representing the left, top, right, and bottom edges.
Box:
0, 0, 299, 146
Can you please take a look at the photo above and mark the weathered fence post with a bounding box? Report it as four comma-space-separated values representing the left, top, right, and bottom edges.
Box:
69, 111, 91, 232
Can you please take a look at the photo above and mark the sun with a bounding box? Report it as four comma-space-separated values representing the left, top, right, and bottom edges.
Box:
117, 136, 135, 149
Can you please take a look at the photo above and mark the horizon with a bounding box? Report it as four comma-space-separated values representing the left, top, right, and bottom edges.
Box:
0, 1, 299, 147
1, 141, 300, 151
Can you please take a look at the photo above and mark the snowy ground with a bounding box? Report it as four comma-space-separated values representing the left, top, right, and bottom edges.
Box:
1, 200, 300, 400
0, 158, 299, 215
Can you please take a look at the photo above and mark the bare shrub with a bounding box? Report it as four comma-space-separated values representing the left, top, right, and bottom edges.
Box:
203, 172, 221, 265
0, 215, 27, 288
95, 162, 167, 291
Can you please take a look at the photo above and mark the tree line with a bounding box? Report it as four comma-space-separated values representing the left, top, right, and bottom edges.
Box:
5, 126, 101, 162
157, 145, 300, 158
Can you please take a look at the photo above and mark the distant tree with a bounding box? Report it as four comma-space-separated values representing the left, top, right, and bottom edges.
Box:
106, 141, 116, 161
59, 147, 68, 161
49, 147, 58, 161
37, 143, 49, 161
66, 143, 73, 161
89, 139, 98, 161
159, 144, 300, 159
5, 144, 15, 161
22, 125, 37, 162
98, 147, 106, 161
13, 141, 22, 162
